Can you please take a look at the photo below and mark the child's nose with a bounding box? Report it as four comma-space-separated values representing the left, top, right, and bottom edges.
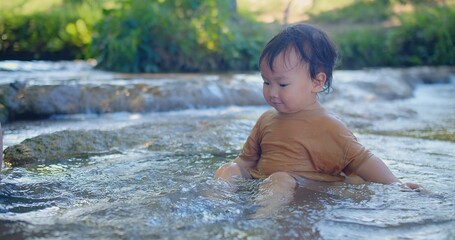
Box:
269, 86, 279, 98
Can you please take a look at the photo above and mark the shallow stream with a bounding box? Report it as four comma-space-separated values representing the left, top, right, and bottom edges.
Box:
0, 61, 454, 239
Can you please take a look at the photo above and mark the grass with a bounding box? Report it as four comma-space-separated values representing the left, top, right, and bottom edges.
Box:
0, 0, 61, 14
2, 0, 353, 24
237, 0, 355, 24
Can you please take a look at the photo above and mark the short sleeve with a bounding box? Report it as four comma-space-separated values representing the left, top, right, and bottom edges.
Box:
342, 135, 373, 175
238, 114, 264, 163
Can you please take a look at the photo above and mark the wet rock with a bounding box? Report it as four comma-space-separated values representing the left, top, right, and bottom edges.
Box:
0, 86, 10, 123
3, 118, 250, 166
403, 66, 455, 84
3, 129, 132, 166
0, 77, 264, 123
334, 69, 415, 100
0, 219, 29, 239
0, 103, 7, 123
0, 65, 453, 124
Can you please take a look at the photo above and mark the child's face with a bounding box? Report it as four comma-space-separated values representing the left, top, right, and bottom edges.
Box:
260, 49, 324, 114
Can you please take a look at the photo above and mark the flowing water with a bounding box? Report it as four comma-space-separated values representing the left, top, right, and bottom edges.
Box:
0, 61, 454, 239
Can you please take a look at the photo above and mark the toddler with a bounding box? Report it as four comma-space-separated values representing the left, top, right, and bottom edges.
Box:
214, 23, 421, 216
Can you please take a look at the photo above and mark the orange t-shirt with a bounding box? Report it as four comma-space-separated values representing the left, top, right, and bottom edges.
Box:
238, 108, 372, 182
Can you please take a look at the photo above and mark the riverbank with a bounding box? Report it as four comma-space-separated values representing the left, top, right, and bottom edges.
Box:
1, 1, 454, 72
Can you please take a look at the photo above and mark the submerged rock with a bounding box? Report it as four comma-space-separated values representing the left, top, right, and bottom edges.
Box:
3, 129, 131, 166
3, 118, 249, 167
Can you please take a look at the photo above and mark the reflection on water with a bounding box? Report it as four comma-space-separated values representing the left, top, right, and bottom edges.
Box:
0, 62, 454, 239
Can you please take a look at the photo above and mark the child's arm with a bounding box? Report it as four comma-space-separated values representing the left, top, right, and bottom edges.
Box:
354, 155, 399, 184
233, 156, 257, 169
354, 155, 423, 190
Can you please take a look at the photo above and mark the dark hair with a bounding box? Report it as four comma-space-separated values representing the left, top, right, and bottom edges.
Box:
259, 23, 338, 93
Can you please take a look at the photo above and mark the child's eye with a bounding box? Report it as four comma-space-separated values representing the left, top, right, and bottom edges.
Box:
263, 81, 270, 85
279, 84, 289, 87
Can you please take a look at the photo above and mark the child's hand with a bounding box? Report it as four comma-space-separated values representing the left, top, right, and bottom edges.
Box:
399, 182, 427, 192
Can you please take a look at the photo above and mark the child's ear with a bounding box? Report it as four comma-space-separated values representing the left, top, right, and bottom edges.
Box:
312, 72, 327, 92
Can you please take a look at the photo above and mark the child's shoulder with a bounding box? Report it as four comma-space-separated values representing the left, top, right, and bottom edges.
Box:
259, 109, 279, 119
320, 112, 352, 133
258, 109, 350, 130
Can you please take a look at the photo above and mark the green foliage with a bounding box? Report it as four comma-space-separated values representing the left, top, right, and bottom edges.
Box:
310, 0, 392, 24
1, 0, 454, 71
328, 2, 455, 69
0, 0, 103, 60
386, 5, 455, 66
334, 27, 391, 69
1, 10, 71, 59
92, 0, 268, 72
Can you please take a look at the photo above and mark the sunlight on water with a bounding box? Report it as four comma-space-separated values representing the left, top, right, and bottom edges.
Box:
1, 114, 454, 239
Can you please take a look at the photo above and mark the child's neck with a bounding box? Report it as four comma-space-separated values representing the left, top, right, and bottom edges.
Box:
276, 101, 324, 115
304, 101, 323, 111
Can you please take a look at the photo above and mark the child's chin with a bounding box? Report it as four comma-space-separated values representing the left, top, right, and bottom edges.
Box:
275, 109, 291, 114
272, 107, 283, 112
270, 104, 285, 112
